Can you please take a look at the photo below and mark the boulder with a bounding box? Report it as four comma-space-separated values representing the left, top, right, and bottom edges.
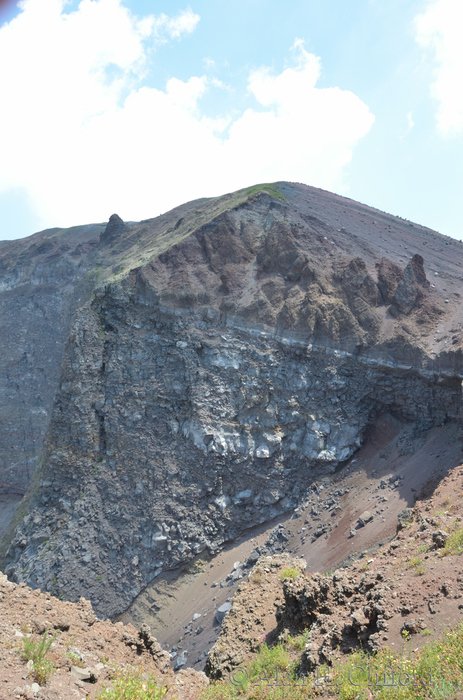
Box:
358, 511, 373, 527
432, 530, 448, 548
215, 602, 231, 624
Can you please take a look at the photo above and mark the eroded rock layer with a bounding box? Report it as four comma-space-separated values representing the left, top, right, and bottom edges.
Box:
3, 182, 463, 617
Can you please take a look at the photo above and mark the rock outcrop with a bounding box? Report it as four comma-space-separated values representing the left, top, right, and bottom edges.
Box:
0, 223, 104, 495
391, 254, 430, 315
2, 182, 463, 618
205, 463, 463, 679
100, 213, 126, 245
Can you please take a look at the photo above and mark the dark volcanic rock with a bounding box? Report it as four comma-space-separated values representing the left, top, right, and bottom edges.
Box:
3, 182, 463, 618
100, 214, 126, 245
392, 253, 429, 314
0, 224, 104, 498
376, 257, 403, 303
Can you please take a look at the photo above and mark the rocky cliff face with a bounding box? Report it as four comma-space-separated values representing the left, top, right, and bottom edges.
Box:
0, 223, 105, 495
3, 182, 463, 618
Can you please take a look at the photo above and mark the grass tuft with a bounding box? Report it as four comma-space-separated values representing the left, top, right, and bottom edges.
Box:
245, 183, 286, 202
199, 620, 463, 700
280, 568, 301, 581
21, 629, 58, 685
442, 526, 463, 556
96, 666, 168, 700
286, 630, 310, 652
407, 556, 424, 575
250, 570, 264, 585
66, 650, 86, 668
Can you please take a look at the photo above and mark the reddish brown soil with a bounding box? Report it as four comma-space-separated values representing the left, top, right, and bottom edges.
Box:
0, 577, 207, 700
1, 450, 463, 699
120, 416, 463, 673
205, 462, 463, 683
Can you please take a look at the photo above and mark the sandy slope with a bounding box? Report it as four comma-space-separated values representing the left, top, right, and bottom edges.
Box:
121, 416, 463, 671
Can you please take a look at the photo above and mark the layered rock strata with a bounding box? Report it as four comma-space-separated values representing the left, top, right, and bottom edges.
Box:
3, 183, 463, 617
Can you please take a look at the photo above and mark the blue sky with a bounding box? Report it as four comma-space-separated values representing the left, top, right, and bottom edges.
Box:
0, 0, 462, 240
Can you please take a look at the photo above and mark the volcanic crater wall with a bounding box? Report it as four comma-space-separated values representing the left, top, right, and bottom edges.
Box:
0, 224, 104, 494
4, 187, 463, 618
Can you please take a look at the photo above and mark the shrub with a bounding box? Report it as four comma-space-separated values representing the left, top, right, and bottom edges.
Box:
286, 629, 310, 651
279, 568, 300, 581
22, 629, 58, 685
96, 666, 168, 700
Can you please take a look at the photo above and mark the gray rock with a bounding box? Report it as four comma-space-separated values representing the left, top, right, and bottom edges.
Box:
358, 511, 373, 527
174, 651, 187, 671
215, 602, 232, 624
397, 507, 413, 529
432, 530, 448, 548
70, 665, 98, 681
3, 185, 461, 622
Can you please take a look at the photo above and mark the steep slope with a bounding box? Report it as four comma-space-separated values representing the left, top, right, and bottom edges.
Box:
118, 415, 462, 672
205, 462, 463, 684
0, 223, 107, 544
1, 463, 463, 699
3, 182, 463, 620
0, 188, 257, 539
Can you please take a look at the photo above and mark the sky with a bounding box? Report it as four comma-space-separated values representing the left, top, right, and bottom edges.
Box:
0, 0, 462, 241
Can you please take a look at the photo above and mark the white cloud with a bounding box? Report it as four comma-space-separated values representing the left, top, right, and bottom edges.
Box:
415, 0, 463, 135
151, 7, 200, 42
0, 4, 374, 236
223, 41, 375, 188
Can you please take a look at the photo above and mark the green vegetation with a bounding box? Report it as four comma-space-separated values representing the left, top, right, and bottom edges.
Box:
245, 183, 286, 202
434, 496, 452, 516
280, 567, 301, 581
249, 642, 292, 678
66, 650, 86, 668
334, 626, 463, 700
407, 556, 425, 575
95, 666, 168, 700
198, 622, 463, 700
417, 544, 430, 554
442, 525, 463, 556
286, 629, 310, 652
201, 642, 302, 700
21, 629, 58, 685
189, 558, 206, 575
70, 183, 286, 296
